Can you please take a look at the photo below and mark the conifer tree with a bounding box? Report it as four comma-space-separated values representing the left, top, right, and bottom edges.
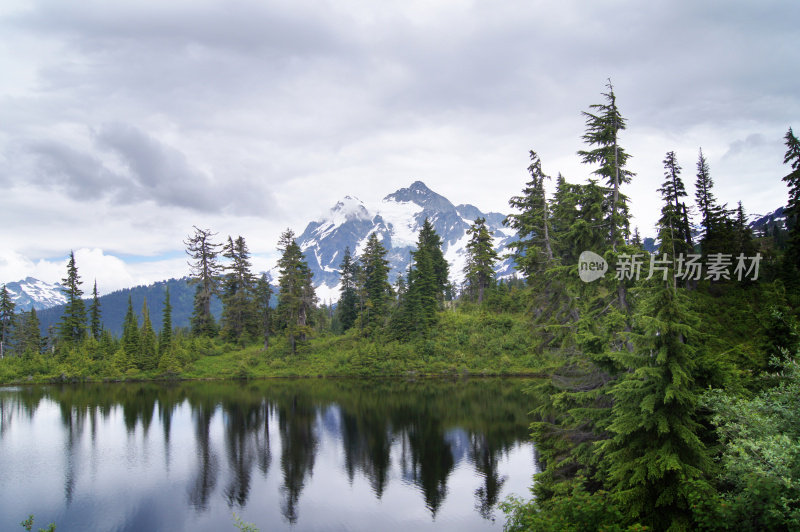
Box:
693, 148, 732, 255
122, 295, 139, 362
577, 81, 634, 250
336, 247, 359, 332
88, 280, 102, 340
138, 298, 158, 370
783, 127, 800, 267
185, 226, 222, 337
658, 151, 693, 260
417, 218, 449, 301
0, 284, 15, 359
359, 233, 392, 331
598, 280, 711, 529
254, 273, 273, 349
597, 184, 713, 528
57, 251, 87, 345
276, 229, 316, 354
15, 308, 42, 357
504, 151, 554, 278
392, 224, 446, 337
464, 217, 499, 303
159, 286, 173, 356
221, 235, 257, 343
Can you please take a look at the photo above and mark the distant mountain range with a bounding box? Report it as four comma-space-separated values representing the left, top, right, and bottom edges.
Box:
297, 180, 517, 300
32, 278, 220, 337
4, 277, 67, 312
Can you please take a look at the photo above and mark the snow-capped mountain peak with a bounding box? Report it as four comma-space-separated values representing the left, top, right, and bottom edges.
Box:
3, 277, 67, 312
297, 181, 517, 302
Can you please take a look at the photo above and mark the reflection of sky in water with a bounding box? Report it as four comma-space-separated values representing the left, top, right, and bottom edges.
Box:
0, 384, 537, 531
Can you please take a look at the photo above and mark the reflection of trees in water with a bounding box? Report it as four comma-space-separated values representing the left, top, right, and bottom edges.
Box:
340, 407, 391, 498
188, 401, 219, 511
469, 433, 507, 521
398, 415, 454, 516
277, 394, 318, 524
1, 378, 534, 524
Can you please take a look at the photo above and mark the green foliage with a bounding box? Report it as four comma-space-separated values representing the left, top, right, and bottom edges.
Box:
232, 513, 259, 532
464, 217, 499, 302
57, 251, 87, 346
501, 480, 645, 532
20, 515, 56, 532
336, 247, 359, 332
275, 229, 316, 354
185, 226, 222, 337
504, 150, 554, 279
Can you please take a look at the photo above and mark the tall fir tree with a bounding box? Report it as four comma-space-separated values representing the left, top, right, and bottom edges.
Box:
464, 217, 499, 303
159, 286, 173, 356
657, 152, 694, 271
276, 229, 316, 354
597, 281, 711, 529
783, 127, 800, 268
138, 298, 158, 370
185, 226, 222, 337
15, 308, 42, 357
392, 223, 447, 338
0, 284, 15, 359
254, 272, 273, 349
88, 280, 102, 340
504, 150, 554, 278
417, 218, 450, 301
122, 295, 140, 362
693, 148, 733, 256
221, 235, 257, 343
57, 251, 87, 345
359, 233, 392, 331
577, 81, 634, 250
336, 247, 359, 332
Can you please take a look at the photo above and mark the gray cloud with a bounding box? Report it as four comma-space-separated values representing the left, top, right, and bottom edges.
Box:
1, 0, 798, 280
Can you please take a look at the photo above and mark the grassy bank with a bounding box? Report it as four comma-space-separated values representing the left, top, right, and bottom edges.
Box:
0, 308, 548, 385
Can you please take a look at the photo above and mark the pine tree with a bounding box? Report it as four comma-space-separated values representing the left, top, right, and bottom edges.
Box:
392, 223, 446, 338
658, 152, 694, 268
464, 217, 499, 303
15, 308, 42, 357
221, 235, 257, 343
336, 247, 359, 332
417, 218, 449, 301
504, 150, 554, 278
88, 280, 102, 340
0, 284, 15, 359
598, 280, 711, 529
185, 226, 222, 337
122, 295, 139, 362
138, 298, 158, 370
254, 273, 273, 349
783, 127, 800, 267
276, 229, 316, 354
57, 251, 87, 345
577, 80, 634, 250
159, 286, 173, 356
359, 233, 392, 331
693, 148, 732, 255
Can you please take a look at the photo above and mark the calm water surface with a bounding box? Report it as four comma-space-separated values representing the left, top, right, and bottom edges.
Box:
0, 378, 537, 531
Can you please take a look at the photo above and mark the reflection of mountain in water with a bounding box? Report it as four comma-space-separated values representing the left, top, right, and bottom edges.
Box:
0, 379, 533, 528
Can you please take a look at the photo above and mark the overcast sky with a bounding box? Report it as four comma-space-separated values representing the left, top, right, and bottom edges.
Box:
1, 0, 798, 294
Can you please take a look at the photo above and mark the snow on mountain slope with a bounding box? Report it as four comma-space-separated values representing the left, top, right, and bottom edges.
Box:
297, 181, 517, 300
3, 277, 66, 312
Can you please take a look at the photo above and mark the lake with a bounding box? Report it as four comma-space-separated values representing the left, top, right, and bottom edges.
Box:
0, 378, 537, 531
